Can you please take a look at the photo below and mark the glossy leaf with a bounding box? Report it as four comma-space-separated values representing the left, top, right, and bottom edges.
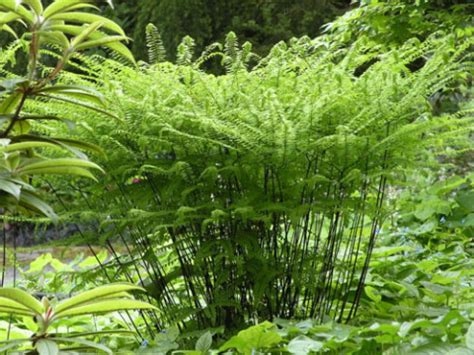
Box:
55, 283, 145, 314
36, 339, 59, 355
0, 289, 43, 314
55, 299, 157, 318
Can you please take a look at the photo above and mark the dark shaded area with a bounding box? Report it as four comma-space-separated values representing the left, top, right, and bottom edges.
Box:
102, 0, 352, 60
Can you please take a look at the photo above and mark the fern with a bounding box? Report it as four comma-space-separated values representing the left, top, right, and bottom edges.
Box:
176, 36, 196, 66
146, 24, 167, 64
20, 32, 474, 330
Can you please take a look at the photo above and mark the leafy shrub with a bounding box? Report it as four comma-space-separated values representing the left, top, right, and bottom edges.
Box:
0, 0, 133, 220
0, 283, 156, 353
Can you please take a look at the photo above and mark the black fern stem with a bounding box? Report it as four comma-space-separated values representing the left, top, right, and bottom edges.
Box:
1, 220, 6, 287
46, 182, 147, 341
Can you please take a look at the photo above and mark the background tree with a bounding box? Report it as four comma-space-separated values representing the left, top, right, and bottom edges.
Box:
102, 0, 352, 60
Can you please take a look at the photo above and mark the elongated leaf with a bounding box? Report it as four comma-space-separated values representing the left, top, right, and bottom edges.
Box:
44, 0, 92, 18
0, 289, 43, 314
12, 135, 104, 155
36, 94, 119, 119
3, 141, 61, 152
0, 12, 21, 25
19, 190, 57, 221
50, 12, 124, 35
0, 1, 32, 22
0, 178, 21, 199
103, 40, 135, 65
22, 0, 43, 15
48, 25, 134, 63
55, 299, 157, 318
18, 158, 103, 174
71, 20, 104, 48
0, 23, 18, 38
17, 166, 99, 180
76, 35, 127, 51
0, 306, 36, 317
36, 85, 105, 106
0, 297, 35, 311
55, 283, 144, 313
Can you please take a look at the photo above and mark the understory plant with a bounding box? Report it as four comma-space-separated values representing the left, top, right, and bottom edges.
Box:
0, 0, 133, 220
0, 283, 157, 353
32, 28, 473, 333
0, 0, 159, 351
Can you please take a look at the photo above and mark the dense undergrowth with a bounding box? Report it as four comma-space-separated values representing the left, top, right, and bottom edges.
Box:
0, 0, 473, 354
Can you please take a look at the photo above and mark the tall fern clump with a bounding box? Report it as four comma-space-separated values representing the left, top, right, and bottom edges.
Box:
42, 32, 473, 330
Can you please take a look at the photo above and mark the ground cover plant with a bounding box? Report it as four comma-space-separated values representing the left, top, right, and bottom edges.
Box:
0, 0, 473, 354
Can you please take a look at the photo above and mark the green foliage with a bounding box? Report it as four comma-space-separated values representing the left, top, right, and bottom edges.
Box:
2, 220, 472, 353
0, 282, 156, 353
32, 28, 473, 332
327, 0, 473, 46
1, 2, 472, 352
100, 0, 351, 61
0, 0, 132, 220
220, 321, 282, 354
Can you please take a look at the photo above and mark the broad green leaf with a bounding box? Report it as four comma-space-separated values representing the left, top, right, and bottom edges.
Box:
0, 288, 43, 314
36, 339, 59, 355
220, 322, 282, 353
456, 191, 474, 212
195, 331, 212, 352
55, 283, 145, 313
54, 299, 157, 318
287, 336, 323, 355
467, 322, 474, 350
